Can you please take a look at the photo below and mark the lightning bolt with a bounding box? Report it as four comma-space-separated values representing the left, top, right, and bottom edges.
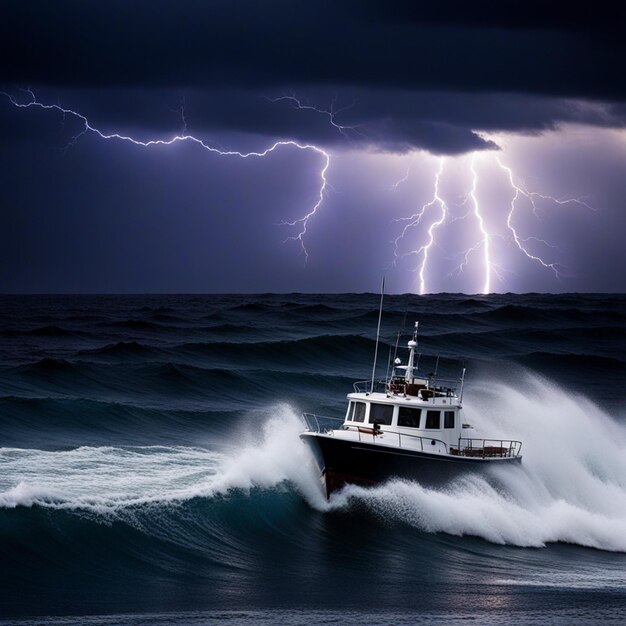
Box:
2, 89, 330, 262
393, 156, 494, 295
266, 94, 364, 143
170, 94, 188, 135
450, 156, 492, 293
3, 88, 597, 291
393, 150, 594, 293
496, 156, 565, 278
389, 166, 411, 191
392, 157, 449, 295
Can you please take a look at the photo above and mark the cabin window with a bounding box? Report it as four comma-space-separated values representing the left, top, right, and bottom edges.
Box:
398, 407, 422, 428
425, 410, 440, 429
352, 402, 366, 423
444, 411, 455, 429
346, 402, 354, 421
369, 403, 393, 425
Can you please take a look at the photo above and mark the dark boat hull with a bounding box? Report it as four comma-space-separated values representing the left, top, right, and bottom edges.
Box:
300, 432, 522, 498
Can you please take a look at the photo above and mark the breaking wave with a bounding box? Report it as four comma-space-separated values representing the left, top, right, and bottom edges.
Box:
330, 374, 626, 551
1, 293, 625, 616
0, 404, 325, 516
2, 377, 626, 552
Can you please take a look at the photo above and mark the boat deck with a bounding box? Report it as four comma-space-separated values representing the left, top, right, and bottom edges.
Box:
303, 413, 522, 459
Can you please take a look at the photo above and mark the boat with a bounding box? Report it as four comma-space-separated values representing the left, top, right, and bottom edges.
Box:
300, 321, 522, 498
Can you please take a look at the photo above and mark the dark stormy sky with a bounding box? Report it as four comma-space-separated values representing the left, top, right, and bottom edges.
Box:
2, 1, 626, 293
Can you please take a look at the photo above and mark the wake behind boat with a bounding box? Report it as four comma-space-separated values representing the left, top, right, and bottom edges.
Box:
301, 321, 522, 498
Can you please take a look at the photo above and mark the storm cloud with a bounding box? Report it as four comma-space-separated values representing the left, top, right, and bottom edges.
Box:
2, 1, 626, 293
2, 1, 626, 155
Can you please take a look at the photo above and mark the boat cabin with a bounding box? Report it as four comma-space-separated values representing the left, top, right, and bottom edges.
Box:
303, 320, 521, 459
337, 320, 467, 451
342, 390, 464, 453
300, 319, 522, 498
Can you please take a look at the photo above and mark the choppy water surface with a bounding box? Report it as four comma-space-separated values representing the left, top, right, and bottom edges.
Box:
0, 294, 625, 623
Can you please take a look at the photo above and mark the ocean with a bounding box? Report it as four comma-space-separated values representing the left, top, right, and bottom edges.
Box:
0, 293, 625, 625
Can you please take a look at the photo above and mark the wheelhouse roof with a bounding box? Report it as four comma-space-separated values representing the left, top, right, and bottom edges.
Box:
347, 391, 461, 408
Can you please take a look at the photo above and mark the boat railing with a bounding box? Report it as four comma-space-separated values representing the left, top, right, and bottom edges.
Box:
367, 427, 450, 454
302, 412, 345, 433
302, 414, 522, 458
353, 378, 461, 399
454, 437, 522, 458
352, 380, 388, 393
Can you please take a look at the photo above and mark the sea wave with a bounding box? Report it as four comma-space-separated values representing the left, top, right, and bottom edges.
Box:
0, 405, 323, 514
2, 379, 626, 552
330, 374, 626, 552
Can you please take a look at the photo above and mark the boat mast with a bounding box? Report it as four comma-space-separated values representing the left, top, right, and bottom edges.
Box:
404, 321, 419, 383
370, 277, 385, 393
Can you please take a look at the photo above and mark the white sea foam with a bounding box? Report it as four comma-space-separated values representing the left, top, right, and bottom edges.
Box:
0, 403, 324, 513
0, 445, 222, 511
327, 374, 626, 552
2, 379, 626, 551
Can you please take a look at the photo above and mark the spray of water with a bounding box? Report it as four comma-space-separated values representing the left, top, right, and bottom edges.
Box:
0, 404, 326, 515
1, 380, 625, 551
330, 374, 626, 552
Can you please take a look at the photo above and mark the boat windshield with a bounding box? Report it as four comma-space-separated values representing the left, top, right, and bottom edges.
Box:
347, 401, 366, 422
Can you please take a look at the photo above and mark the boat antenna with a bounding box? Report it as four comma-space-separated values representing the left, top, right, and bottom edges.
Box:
370, 276, 385, 393
392, 309, 408, 365
385, 343, 393, 384
433, 355, 440, 397
460, 365, 466, 403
